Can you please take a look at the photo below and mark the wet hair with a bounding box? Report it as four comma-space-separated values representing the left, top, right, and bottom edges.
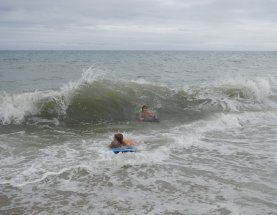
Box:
114, 133, 123, 143
142, 105, 148, 111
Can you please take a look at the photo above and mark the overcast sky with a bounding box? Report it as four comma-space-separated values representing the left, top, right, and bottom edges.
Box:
1, 0, 277, 50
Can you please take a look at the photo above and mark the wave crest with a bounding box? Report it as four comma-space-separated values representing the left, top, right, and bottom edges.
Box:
1, 68, 276, 125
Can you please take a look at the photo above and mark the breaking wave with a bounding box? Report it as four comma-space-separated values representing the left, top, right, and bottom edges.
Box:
0, 67, 277, 125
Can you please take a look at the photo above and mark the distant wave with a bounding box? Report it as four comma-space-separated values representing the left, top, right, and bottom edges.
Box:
1, 67, 276, 125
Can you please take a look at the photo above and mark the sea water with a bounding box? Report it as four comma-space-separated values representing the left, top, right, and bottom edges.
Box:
0, 51, 277, 215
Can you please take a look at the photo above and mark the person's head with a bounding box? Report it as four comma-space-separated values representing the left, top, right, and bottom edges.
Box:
142, 105, 149, 112
114, 133, 123, 143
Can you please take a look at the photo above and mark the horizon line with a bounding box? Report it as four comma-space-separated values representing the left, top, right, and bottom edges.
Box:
1, 49, 277, 52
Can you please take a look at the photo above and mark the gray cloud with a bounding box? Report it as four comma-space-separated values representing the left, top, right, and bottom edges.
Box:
0, 0, 277, 50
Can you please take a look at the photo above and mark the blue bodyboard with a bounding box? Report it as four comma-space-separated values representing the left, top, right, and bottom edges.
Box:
112, 147, 137, 154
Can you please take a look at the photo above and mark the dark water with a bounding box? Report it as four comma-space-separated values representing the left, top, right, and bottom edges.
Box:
1, 51, 277, 214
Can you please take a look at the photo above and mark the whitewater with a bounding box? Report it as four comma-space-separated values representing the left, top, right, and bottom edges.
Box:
0, 51, 277, 215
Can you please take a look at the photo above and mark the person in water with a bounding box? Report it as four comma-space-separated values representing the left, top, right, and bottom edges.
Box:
109, 133, 134, 148
138, 105, 159, 121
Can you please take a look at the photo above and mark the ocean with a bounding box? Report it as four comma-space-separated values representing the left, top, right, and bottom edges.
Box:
0, 51, 277, 215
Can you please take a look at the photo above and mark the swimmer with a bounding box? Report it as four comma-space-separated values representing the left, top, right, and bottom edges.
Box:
138, 105, 159, 122
109, 133, 134, 148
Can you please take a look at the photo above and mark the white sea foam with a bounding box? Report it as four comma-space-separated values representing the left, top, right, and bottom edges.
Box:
0, 66, 103, 125
2, 53, 277, 215
185, 76, 277, 112
0, 131, 168, 187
